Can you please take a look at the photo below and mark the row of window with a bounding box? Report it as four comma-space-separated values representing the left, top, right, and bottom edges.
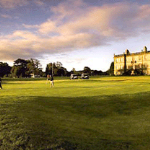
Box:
115, 70, 150, 75
115, 65, 123, 70
115, 55, 150, 63
115, 64, 149, 70
115, 58, 124, 62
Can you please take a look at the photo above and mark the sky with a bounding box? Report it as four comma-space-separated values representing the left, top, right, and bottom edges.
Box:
1, 0, 150, 71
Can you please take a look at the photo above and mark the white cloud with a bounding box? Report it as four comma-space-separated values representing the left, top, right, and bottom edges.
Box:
34, 0, 44, 6
51, 0, 87, 20
0, 0, 28, 8
22, 24, 39, 29
23, 20, 56, 35
38, 20, 56, 34
1, 14, 11, 18
1, 1, 150, 61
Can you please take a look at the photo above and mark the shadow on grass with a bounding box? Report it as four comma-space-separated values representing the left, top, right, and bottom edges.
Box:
1, 92, 150, 149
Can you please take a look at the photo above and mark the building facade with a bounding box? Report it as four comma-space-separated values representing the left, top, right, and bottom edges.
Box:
114, 46, 150, 75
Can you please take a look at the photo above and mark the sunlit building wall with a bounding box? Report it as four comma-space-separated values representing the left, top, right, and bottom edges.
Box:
114, 46, 150, 75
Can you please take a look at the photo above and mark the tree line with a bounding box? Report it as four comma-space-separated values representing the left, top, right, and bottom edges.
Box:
0, 58, 114, 78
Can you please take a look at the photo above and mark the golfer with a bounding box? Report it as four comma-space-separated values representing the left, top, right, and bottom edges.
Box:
0, 78, 2, 89
46, 74, 50, 84
50, 75, 54, 88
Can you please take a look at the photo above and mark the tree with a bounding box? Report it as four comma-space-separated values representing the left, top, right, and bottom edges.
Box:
30, 58, 42, 69
11, 58, 43, 78
92, 70, 103, 76
55, 61, 62, 69
45, 62, 67, 76
24, 58, 43, 77
11, 59, 28, 77
14, 58, 28, 68
0, 62, 11, 77
71, 68, 76, 74
83, 66, 91, 75
57, 67, 67, 76
108, 62, 114, 75
11, 65, 24, 78
46, 63, 53, 75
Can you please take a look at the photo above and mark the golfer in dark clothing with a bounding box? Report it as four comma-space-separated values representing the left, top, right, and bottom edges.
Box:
50, 76, 54, 87
49, 75, 54, 88
0, 78, 2, 89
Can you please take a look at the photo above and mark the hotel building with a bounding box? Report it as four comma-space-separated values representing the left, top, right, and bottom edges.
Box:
114, 46, 150, 75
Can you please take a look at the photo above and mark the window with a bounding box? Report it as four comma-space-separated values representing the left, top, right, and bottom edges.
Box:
127, 57, 132, 62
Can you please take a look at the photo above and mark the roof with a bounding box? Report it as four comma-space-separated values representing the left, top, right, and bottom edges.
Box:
114, 51, 150, 57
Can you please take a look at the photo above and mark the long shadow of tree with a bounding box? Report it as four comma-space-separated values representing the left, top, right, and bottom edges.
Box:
1, 93, 150, 149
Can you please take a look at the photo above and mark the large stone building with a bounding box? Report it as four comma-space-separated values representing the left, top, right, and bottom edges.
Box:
114, 46, 150, 75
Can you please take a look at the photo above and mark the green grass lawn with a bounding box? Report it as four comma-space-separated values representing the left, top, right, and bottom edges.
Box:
1, 76, 150, 149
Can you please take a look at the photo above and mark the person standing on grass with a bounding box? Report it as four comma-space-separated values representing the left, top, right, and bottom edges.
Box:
50, 75, 54, 88
46, 74, 50, 84
0, 78, 2, 89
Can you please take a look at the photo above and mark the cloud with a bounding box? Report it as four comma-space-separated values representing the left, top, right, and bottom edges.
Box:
0, 0, 28, 9
23, 20, 56, 35
0, 30, 102, 61
38, 20, 56, 34
1, 14, 11, 18
22, 24, 39, 29
1, 1, 150, 61
55, 2, 141, 38
51, 0, 87, 18
34, 0, 44, 6
41, 1, 150, 39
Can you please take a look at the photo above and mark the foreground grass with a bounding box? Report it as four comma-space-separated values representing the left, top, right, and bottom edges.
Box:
1, 76, 150, 149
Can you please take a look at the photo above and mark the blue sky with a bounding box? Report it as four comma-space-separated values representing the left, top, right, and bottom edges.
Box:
1, 0, 150, 71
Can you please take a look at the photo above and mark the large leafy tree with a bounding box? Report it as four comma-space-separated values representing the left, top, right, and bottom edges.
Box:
46, 63, 58, 76
57, 67, 67, 76
55, 61, 62, 69
71, 68, 76, 74
46, 63, 53, 75
46, 62, 67, 76
11, 59, 28, 77
26, 58, 42, 75
14, 58, 28, 68
0, 62, 11, 77
11, 65, 24, 78
11, 58, 43, 77
83, 66, 91, 75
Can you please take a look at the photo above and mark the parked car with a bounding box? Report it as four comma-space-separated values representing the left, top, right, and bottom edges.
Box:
81, 73, 89, 79
70, 74, 78, 79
